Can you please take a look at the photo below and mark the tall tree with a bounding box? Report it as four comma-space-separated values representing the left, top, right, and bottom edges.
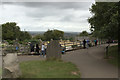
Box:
44, 30, 54, 41
2, 22, 21, 40
53, 30, 64, 40
19, 31, 32, 41
88, 2, 118, 39
2, 22, 31, 41
118, 1, 120, 59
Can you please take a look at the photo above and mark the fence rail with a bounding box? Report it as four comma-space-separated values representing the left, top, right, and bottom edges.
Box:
2, 40, 107, 55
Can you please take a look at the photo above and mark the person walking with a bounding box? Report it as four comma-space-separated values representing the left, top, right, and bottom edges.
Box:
36, 44, 40, 55
30, 42, 34, 54
94, 39, 97, 46
86, 39, 90, 49
95, 39, 98, 46
41, 43, 45, 57
83, 39, 86, 49
96, 40, 98, 46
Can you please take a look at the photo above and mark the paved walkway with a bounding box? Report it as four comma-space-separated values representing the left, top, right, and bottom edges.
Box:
62, 44, 118, 78
17, 43, 118, 78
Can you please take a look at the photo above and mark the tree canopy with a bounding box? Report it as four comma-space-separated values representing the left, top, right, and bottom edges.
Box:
33, 34, 45, 41
88, 2, 118, 39
79, 31, 89, 36
2, 22, 31, 41
44, 29, 64, 41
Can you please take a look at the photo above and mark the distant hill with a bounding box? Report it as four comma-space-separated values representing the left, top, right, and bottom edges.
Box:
27, 31, 44, 36
64, 32, 79, 37
27, 31, 80, 37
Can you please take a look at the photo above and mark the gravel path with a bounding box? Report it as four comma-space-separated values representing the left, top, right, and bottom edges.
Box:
17, 43, 118, 78
62, 44, 118, 78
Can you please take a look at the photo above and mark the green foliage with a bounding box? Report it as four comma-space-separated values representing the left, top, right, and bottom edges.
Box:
2, 22, 20, 40
0, 68, 1, 77
33, 34, 45, 41
0, 25, 2, 41
44, 29, 64, 41
88, 2, 118, 39
53, 30, 64, 40
107, 45, 118, 67
2, 22, 32, 41
19, 31, 32, 41
69, 37, 74, 41
7, 40, 14, 45
44, 30, 53, 41
79, 31, 89, 36
27, 39, 40, 44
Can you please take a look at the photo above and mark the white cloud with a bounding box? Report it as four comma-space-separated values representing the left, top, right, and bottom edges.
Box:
0, 2, 94, 32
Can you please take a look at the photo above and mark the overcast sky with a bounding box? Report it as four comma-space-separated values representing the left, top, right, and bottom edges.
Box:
0, 1, 95, 32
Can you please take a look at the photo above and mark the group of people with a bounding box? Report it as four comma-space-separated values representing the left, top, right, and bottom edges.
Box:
83, 39, 98, 49
29, 39, 98, 55
30, 43, 46, 57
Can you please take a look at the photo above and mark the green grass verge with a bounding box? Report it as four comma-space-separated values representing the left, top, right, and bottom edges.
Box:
0, 68, 2, 76
107, 45, 118, 67
20, 60, 80, 78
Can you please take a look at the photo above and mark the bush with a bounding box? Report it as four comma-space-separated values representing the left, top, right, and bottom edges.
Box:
7, 40, 14, 45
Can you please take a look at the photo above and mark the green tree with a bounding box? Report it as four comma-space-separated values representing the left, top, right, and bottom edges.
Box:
44, 30, 54, 41
2, 22, 31, 41
88, 2, 118, 39
53, 30, 64, 40
19, 31, 32, 41
33, 34, 45, 40
44, 29, 64, 41
2, 22, 21, 40
79, 31, 89, 36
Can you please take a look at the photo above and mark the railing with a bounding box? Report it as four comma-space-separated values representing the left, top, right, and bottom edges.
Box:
2, 40, 107, 55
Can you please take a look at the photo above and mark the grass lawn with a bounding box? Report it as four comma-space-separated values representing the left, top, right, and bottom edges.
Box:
107, 45, 118, 67
20, 60, 80, 78
0, 68, 2, 77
